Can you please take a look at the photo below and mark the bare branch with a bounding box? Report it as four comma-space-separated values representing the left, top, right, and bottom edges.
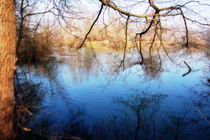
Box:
98, 0, 180, 18
120, 15, 130, 69
185, 16, 210, 27
179, 8, 189, 48
77, 4, 104, 49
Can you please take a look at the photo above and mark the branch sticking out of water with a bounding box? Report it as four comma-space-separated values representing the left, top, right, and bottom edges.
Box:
182, 61, 192, 77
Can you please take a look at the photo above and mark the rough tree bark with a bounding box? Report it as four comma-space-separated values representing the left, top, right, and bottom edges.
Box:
0, 0, 16, 139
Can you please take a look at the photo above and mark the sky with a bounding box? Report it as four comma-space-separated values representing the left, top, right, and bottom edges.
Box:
26, 0, 210, 34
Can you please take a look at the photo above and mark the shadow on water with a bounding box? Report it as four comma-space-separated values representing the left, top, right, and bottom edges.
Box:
12, 48, 210, 140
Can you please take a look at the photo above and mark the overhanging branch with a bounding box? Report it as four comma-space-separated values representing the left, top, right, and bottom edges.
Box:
98, 0, 180, 18
77, 4, 104, 49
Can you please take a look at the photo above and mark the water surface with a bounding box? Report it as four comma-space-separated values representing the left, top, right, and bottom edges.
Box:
15, 48, 210, 140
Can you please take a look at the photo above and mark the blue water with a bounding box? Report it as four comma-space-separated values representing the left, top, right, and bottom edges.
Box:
16, 48, 210, 140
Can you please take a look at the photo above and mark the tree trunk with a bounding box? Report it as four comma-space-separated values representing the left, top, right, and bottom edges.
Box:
0, 0, 16, 139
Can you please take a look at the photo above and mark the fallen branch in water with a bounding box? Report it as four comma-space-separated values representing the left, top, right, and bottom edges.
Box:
182, 61, 192, 77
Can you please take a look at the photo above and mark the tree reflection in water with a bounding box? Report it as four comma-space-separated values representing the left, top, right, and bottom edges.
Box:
91, 93, 166, 140
90, 91, 210, 140
56, 48, 100, 84
142, 56, 162, 79
13, 49, 210, 140
14, 60, 88, 139
14, 86, 210, 140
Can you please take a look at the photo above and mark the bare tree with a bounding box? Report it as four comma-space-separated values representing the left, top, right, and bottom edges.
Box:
16, 0, 53, 56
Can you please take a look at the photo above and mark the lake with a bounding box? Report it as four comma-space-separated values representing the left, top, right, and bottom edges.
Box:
15, 47, 210, 140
